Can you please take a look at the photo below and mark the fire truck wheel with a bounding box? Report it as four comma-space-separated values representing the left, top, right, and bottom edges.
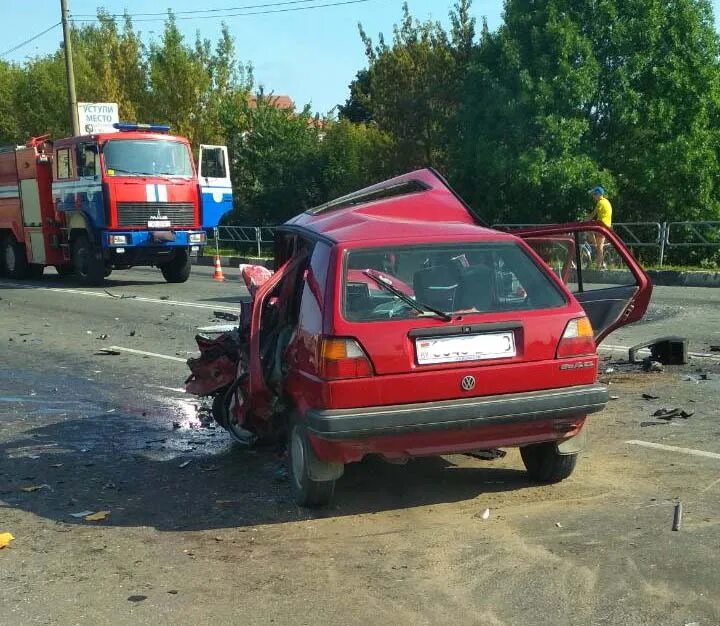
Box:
71, 234, 105, 286
2, 234, 30, 279
54, 265, 74, 277
27, 265, 44, 279
160, 249, 191, 283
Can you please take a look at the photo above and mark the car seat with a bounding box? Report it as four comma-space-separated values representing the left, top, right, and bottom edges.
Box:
413, 265, 460, 311
456, 264, 495, 311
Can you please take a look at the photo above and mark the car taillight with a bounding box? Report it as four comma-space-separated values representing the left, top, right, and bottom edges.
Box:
318, 337, 373, 380
556, 316, 595, 358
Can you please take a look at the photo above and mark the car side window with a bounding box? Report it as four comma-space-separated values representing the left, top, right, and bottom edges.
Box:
56, 148, 72, 179
77, 143, 98, 178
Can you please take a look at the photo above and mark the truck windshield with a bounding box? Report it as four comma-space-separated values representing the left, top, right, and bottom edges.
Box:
102, 140, 193, 177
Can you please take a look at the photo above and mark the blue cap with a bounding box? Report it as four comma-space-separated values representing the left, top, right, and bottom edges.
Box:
589, 186, 605, 196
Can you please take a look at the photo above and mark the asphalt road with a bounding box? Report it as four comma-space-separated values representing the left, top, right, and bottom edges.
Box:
1, 266, 719, 625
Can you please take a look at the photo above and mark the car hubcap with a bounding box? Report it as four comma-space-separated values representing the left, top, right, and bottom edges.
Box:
291, 428, 305, 489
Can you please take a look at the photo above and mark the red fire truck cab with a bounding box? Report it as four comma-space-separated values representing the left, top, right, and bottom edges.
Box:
0, 124, 210, 284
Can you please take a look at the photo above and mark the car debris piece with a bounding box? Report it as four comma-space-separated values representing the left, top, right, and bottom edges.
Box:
178, 460, 191, 468
629, 336, 688, 365
95, 348, 121, 356
84, 511, 110, 521
213, 311, 239, 322
642, 393, 660, 400
640, 421, 668, 427
159, 296, 170, 300
69, 510, 95, 518
709, 345, 720, 352
643, 359, 664, 372
20, 484, 50, 492
0, 532, 14, 549
104, 290, 136, 299
672, 502, 683, 531
96, 334, 109, 340
652, 408, 693, 420
127, 595, 148, 603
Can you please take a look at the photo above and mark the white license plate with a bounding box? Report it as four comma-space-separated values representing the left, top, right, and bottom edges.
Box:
148, 218, 171, 229
415, 332, 516, 365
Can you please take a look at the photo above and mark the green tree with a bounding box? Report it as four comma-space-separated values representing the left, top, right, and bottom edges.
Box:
583, 0, 720, 221
350, 1, 475, 170
453, 0, 612, 224
0, 61, 22, 144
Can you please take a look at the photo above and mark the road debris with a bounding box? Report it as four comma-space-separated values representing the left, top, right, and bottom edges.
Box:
629, 336, 688, 365
104, 290, 136, 299
642, 393, 660, 400
640, 421, 669, 427
20, 484, 51, 492
69, 510, 95, 518
643, 359, 664, 372
83, 511, 110, 521
652, 408, 693, 420
199, 465, 220, 472
555, 522, 562, 528
95, 348, 121, 356
710, 345, 720, 352
0, 532, 14, 549
476, 508, 491, 520
159, 296, 170, 300
178, 460, 191, 468
213, 311, 239, 321
604, 367, 615, 374
672, 502, 683, 531
129, 330, 136, 337
127, 595, 148, 603
610, 395, 619, 400
96, 334, 109, 340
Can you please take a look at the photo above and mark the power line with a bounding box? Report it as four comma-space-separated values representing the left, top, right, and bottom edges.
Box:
0, 22, 61, 59
71, 0, 375, 23
72, 0, 323, 18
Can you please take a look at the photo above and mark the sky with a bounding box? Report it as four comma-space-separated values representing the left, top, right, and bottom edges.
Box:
2, 0, 720, 114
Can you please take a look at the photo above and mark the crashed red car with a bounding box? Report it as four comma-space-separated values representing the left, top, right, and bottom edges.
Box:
186, 169, 652, 506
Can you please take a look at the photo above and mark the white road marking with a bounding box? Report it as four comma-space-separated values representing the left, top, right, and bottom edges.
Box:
108, 345, 187, 363
0, 281, 239, 312
145, 384, 188, 393
600, 343, 720, 361
626, 440, 720, 461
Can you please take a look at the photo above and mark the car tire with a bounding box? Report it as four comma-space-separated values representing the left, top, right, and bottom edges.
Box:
55, 265, 74, 277
288, 422, 336, 507
72, 234, 106, 286
27, 264, 44, 279
2, 234, 31, 279
160, 249, 191, 283
520, 443, 578, 483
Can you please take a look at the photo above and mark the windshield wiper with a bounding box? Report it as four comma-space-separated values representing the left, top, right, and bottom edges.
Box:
363, 270, 452, 322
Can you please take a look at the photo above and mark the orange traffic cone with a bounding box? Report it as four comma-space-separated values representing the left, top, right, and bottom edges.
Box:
212, 256, 225, 281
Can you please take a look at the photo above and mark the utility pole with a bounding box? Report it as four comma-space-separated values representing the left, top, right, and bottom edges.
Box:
60, 0, 79, 135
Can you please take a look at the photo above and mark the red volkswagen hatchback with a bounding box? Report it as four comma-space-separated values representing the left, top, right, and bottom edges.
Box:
187, 169, 652, 506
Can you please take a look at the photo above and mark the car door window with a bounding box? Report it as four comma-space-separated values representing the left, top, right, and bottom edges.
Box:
519, 225, 651, 342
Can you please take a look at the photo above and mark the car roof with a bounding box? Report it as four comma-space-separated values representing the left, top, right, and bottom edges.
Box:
284, 168, 513, 244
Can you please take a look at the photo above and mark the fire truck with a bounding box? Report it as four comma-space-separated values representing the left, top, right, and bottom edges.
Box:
0, 124, 232, 285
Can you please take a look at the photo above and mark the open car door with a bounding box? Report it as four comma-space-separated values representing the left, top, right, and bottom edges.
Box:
198, 144, 233, 230
511, 223, 653, 343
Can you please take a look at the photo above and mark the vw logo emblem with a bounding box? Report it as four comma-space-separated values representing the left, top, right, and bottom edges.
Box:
460, 375, 476, 391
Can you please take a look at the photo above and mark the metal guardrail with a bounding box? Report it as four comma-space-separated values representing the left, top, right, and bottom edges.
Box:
211, 225, 277, 257
211, 221, 720, 266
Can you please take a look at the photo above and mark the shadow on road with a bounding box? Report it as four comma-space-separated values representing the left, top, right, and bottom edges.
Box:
0, 412, 535, 532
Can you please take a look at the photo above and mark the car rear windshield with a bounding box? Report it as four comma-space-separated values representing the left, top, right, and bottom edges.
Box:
343, 242, 566, 321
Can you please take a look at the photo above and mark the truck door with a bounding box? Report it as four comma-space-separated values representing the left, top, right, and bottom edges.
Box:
198, 145, 232, 230
512, 223, 653, 343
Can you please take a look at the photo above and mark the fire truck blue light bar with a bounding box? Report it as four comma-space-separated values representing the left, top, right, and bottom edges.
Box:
113, 123, 171, 133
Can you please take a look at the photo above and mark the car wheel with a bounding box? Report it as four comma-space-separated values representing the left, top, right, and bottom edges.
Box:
27, 264, 44, 279
2, 234, 30, 279
55, 264, 74, 277
72, 234, 105, 286
520, 443, 578, 483
288, 422, 336, 507
160, 249, 191, 283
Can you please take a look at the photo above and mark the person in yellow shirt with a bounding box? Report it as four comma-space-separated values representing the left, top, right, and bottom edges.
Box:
587, 186, 613, 268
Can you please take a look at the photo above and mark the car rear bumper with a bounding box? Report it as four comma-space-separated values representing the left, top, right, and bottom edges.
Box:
305, 384, 608, 440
